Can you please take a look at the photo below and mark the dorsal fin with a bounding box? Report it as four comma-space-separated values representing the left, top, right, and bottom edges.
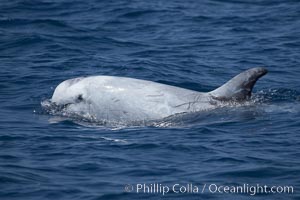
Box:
209, 67, 268, 101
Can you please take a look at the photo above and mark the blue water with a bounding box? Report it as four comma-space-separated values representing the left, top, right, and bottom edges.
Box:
1, 0, 300, 199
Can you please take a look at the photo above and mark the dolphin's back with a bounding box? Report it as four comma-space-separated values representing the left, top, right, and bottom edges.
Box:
79, 76, 211, 121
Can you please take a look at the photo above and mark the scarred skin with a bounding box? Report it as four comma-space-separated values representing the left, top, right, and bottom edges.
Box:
51, 67, 267, 123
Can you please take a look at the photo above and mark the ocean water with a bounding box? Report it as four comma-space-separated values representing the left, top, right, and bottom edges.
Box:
1, 0, 300, 199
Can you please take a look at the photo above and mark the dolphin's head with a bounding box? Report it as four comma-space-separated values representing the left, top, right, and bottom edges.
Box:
51, 77, 87, 108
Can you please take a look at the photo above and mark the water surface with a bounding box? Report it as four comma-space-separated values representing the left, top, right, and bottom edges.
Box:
0, 0, 300, 199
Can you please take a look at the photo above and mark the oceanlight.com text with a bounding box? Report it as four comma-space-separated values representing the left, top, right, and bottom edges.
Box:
124, 183, 294, 196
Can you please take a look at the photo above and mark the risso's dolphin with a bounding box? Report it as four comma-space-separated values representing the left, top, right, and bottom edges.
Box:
50, 67, 267, 123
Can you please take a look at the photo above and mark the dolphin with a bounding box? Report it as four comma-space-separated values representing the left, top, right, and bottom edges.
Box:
50, 67, 267, 123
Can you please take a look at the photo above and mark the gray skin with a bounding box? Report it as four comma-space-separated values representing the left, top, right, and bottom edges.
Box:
51, 67, 268, 123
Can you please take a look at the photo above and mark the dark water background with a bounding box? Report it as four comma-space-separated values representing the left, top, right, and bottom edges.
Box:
1, 0, 300, 199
